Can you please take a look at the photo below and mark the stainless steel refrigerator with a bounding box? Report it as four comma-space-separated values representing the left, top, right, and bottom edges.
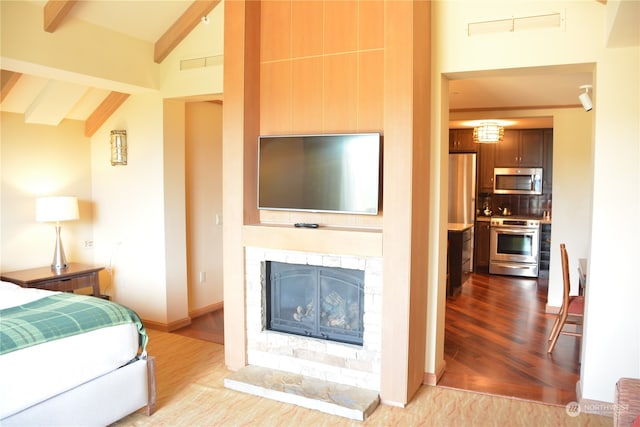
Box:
448, 153, 477, 224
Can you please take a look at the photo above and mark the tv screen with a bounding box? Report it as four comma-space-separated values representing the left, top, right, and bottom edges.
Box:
258, 133, 381, 215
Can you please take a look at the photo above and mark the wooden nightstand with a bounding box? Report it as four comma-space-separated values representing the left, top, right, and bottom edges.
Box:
0, 263, 105, 297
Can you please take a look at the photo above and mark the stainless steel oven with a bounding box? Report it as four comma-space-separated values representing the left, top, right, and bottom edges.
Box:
489, 217, 540, 278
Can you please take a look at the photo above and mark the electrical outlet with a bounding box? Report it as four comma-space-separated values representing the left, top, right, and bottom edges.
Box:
84, 240, 94, 248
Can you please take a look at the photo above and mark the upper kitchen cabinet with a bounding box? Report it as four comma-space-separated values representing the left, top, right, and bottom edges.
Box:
495, 129, 544, 167
478, 142, 495, 194
449, 129, 476, 152
543, 129, 553, 194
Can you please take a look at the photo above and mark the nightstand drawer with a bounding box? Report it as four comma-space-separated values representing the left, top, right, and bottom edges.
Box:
1, 264, 104, 296
28, 274, 96, 292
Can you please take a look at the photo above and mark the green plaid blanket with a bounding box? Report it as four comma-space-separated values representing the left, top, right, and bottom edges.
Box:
0, 292, 147, 356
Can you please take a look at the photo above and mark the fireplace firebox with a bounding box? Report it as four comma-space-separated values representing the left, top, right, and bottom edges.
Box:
265, 261, 365, 345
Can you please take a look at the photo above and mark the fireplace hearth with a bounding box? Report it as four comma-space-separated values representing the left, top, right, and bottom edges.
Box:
266, 261, 365, 345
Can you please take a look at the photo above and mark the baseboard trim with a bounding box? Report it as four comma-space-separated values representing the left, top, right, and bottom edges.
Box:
189, 301, 224, 319
143, 317, 191, 332
423, 360, 447, 386
576, 380, 614, 417
545, 304, 560, 314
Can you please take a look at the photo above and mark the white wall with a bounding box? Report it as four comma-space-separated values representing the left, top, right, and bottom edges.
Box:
546, 108, 594, 304
581, 45, 640, 401
433, 0, 639, 403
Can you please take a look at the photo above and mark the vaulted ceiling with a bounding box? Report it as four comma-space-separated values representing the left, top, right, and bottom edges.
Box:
1, 0, 220, 136
1, 0, 638, 133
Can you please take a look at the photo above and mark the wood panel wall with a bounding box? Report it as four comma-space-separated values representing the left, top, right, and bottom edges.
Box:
258, 0, 384, 227
259, 0, 383, 135
223, 0, 432, 406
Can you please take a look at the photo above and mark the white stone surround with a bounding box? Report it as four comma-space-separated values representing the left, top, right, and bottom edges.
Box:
245, 247, 383, 392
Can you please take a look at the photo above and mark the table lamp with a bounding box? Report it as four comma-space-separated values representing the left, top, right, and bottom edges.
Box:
36, 196, 79, 271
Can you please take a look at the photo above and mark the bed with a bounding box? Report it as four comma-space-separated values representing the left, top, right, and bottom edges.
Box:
0, 280, 156, 426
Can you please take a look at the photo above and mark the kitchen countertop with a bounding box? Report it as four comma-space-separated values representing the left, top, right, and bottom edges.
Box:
448, 223, 474, 232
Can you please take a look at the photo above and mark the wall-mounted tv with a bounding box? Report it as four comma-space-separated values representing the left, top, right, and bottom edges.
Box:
258, 133, 382, 215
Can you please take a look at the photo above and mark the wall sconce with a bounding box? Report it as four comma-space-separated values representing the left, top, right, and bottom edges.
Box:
110, 130, 127, 165
36, 196, 79, 271
473, 122, 505, 143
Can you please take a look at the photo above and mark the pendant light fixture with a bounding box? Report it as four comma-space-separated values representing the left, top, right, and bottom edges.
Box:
473, 121, 504, 143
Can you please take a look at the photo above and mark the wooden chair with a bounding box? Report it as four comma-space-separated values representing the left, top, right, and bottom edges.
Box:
547, 243, 584, 353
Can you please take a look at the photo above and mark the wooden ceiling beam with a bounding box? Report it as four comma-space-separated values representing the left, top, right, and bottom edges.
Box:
154, 0, 220, 64
1, 70, 22, 102
44, 1, 77, 33
85, 91, 130, 137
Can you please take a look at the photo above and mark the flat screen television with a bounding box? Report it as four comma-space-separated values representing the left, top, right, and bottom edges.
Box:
258, 133, 381, 215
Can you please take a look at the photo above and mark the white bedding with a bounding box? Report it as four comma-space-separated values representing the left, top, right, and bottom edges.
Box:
0, 281, 141, 419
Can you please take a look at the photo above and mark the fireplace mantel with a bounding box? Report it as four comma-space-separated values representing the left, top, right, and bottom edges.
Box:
243, 224, 382, 258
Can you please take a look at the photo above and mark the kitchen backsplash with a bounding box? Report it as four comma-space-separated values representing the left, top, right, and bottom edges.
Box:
478, 194, 552, 218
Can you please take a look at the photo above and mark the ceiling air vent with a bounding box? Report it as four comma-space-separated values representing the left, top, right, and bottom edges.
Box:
180, 55, 223, 71
468, 12, 564, 36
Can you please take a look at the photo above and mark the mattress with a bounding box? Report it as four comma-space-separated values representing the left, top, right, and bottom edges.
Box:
0, 281, 141, 419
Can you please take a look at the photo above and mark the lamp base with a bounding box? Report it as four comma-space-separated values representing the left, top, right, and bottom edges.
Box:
51, 224, 69, 271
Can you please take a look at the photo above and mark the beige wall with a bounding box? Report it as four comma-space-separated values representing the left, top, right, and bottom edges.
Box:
1, 1, 156, 93
185, 102, 224, 313
433, 0, 639, 403
90, 92, 175, 323
1, 1, 224, 328
0, 112, 94, 271
1, 0, 637, 407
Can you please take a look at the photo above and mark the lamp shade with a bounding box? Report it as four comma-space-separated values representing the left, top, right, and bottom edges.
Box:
36, 196, 79, 223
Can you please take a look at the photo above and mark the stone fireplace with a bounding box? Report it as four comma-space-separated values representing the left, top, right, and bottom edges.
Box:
245, 247, 383, 391
266, 261, 365, 345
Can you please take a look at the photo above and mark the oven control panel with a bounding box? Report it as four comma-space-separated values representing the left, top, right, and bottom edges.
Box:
490, 218, 541, 228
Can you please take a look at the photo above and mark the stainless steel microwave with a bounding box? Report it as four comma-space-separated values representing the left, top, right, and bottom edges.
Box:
494, 167, 543, 195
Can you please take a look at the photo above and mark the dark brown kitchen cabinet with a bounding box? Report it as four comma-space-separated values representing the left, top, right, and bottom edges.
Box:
474, 221, 491, 271
495, 129, 544, 167
543, 129, 553, 194
478, 142, 495, 193
539, 223, 552, 276
448, 227, 473, 296
449, 129, 476, 152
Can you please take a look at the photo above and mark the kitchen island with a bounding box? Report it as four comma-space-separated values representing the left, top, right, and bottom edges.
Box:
447, 223, 474, 296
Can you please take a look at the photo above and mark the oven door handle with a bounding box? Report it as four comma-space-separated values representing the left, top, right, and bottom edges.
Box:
492, 228, 537, 235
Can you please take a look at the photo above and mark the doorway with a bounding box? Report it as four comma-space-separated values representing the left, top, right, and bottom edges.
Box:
185, 100, 224, 324
440, 65, 594, 405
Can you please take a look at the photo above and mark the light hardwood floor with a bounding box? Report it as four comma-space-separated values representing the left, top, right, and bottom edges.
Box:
114, 328, 608, 426
174, 272, 581, 407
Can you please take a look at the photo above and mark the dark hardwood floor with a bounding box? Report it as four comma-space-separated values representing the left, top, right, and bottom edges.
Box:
439, 272, 580, 406
173, 272, 580, 406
